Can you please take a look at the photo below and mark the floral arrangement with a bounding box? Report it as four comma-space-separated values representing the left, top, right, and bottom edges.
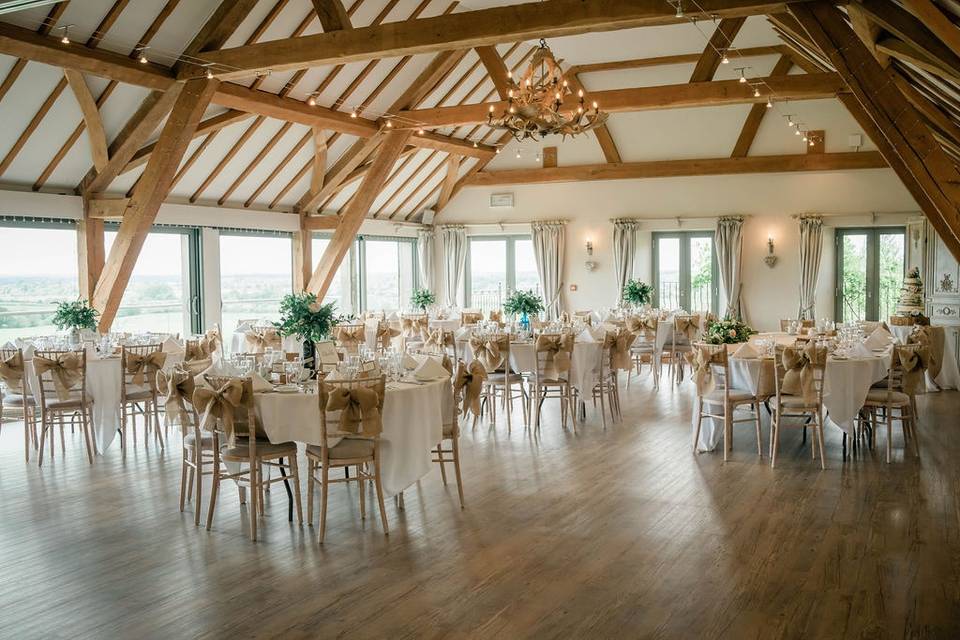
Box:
274, 292, 337, 343
503, 289, 544, 317
52, 299, 99, 331
410, 288, 436, 311
622, 279, 653, 306
703, 317, 757, 344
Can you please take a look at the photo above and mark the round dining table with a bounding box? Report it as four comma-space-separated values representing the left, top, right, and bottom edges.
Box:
459, 338, 604, 395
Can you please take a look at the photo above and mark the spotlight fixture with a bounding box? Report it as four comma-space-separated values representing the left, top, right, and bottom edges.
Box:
417, 128, 425, 135
736, 68, 747, 84
206, 69, 214, 79
766, 98, 773, 108
307, 95, 316, 107
137, 46, 149, 64
675, 0, 683, 18
721, 52, 730, 64
385, 119, 393, 128
350, 109, 358, 118
753, 87, 760, 98
59, 24, 72, 44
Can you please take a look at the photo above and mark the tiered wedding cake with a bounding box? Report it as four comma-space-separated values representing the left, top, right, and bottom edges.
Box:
895, 267, 925, 316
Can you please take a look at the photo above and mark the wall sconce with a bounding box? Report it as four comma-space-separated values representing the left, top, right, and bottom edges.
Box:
585, 238, 597, 271
585, 239, 593, 256
764, 234, 778, 268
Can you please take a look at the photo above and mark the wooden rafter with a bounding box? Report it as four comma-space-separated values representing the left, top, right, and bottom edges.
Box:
63, 70, 108, 172
197, 0, 794, 80
307, 130, 411, 297
0, 1, 68, 104
566, 72, 621, 163
123, 110, 252, 174
395, 73, 844, 127
902, 0, 960, 60
731, 54, 793, 157
312, 0, 352, 32
92, 78, 218, 330
566, 45, 788, 75
435, 154, 461, 211
789, 1, 960, 259
689, 17, 746, 82
475, 45, 512, 99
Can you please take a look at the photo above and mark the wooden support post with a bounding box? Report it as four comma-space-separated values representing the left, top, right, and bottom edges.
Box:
310, 127, 328, 195
293, 214, 314, 292
92, 78, 218, 330
308, 130, 411, 297
77, 199, 105, 301
436, 155, 462, 212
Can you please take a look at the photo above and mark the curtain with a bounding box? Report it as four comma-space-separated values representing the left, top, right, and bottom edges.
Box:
439, 225, 466, 307
612, 219, 640, 305
714, 216, 744, 319
531, 220, 566, 320
797, 215, 823, 320
416, 228, 434, 292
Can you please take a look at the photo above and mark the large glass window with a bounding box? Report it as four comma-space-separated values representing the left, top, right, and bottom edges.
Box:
219, 232, 292, 339
652, 231, 718, 314
357, 236, 417, 312
835, 227, 905, 322
465, 235, 538, 311
104, 226, 200, 337
311, 236, 352, 314
0, 221, 79, 343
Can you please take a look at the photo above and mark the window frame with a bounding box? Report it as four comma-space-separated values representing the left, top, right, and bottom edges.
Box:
651, 230, 719, 313
834, 226, 906, 322
464, 234, 535, 307
217, 228, 294, 329
354, 234, 419, 312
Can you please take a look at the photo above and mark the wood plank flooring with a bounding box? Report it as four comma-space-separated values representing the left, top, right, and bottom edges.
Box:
1, 377, 959, 639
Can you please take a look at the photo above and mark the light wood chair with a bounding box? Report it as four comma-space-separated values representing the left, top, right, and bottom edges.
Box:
461, 310, 483, 326
158, 364, 207, 526
531, 333, 577, 432
669, 314, 700, 385
779, 319, 815, 332
0, 347, 38, 462
305, 375, 389, 543
691, 343, 763, 462
119, 343, 166, 453
199, 375, 302, 541
333, 323, 366, 356
33, 348, 95, 466
769, 342, 827, 469
470, 333, 528, 430
627, 317, 661, 389
589, 341, 620, 427
859, 344, 923, 463
435, 362, 467, 507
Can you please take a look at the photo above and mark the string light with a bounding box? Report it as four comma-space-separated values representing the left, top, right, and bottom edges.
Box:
516, 149, 521, 159
350, 109, 357, 118
495, 147, 501, 154
472, 140, 478, 148
417, 128, 425, 135
736, 68, 747, 84
385, 119, 392, 128
206, 69, 214, 79
766, 98, 773, 108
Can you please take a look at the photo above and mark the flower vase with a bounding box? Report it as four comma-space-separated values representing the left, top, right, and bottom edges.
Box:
69, 326, 81, 346
520, 312, 530, 331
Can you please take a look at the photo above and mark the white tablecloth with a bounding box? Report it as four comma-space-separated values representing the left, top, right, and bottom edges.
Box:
461, 340, 604, 394
889, 325, 959, 391
694, 353, 889, 452
254, 378, 449, 497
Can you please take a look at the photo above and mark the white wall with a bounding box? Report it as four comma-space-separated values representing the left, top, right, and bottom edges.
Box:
437, 168, 920, 332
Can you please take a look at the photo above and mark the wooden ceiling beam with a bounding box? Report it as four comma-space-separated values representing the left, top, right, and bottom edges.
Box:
858, 0, 960, 79
790, 1, 960, 260
435, 131, 511, 219
435, 154, 461, 211
0, 1, 68, 104
902, 0, 960, 60
567, 45, 787, 75
307, 129, 411, 297
689, 17, 746, 82
396, 72, 844, 127
312, 0, 352, 32
565, 72, 621, 163
63, 70, 108, 172
122, 109, 252, 174
731, 54, 794, 157
197, 0, 794, 80
92, 78, 218, 330
475, 46, 512, 100
298, 133, 383, 211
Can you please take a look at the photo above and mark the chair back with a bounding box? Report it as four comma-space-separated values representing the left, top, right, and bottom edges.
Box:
120, 343, 166, 400
33, 348, 88, 407
316, 374, 386, 457
533, 332, 573, 383
334, 323, 366, 355
469, 332, 510, 373
888, 343, 929, 396
156, 366, 199, 435
604, 327, 635, 372
372, 320, 401, 353
860, 320, 889, 335
461, 310, 483, 326
773, 342, 826, 407
574, 311, 594, 326
673, 314, 700, 345
688, 342, 729, 397
422, 328, 457, 361
194, 375, 260, 459
0, 347, 28, 396
626, 315, 658, 343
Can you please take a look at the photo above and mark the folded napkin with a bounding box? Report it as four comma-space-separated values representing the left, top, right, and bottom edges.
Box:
455, 327, 473, 341
864, 326, 893, 350
733, 342, 758, 359
4, 340, 16, 350
251, 372, 274, 392
850, 343, 873, 359
414, 356, 450, 381
162, 336, 184, 354
235, 322, 252, 333
387, 311, 399, 322
402, 353, 420, 371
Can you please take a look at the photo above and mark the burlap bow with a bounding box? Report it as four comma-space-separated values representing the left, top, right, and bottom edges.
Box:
675, 316, 700, 341
462, 312, 483, 325
0, 350, 25, 394
184, 339, 209, 361
326, 386, 382, 436
896, 347, 930, 395
157, 368, 196, 426
604, 329, 636, 371
489, 310, 504, 326
423, 329, 453, 351
194, 378, 246, 445
125, 350, 167, 386
685, 346, 723, 396
908, 326, 943, 379
536, 334, 573, 380
401, 317, 428, 338
454, 360, 487, 416
781, 343, 825, 403
244, 328, 281, 354
626, 316, 657, 340
470, 336, 506, 372
334, 326, 366, 351
376, 324, 401, 350
203, 331, 220, 355
33, 353, 83, 401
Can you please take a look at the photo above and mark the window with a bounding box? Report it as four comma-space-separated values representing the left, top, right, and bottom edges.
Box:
652, 231, 718, 313
311, 236, 353, 314
104, 226, 201, 337
357, 236, 417, 312
835, 228, 905, 323
219, 232, 292, 340
0, 221, 79, 343
465, 235, 538, 311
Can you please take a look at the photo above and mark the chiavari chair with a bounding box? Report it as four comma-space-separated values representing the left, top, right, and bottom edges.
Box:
859, 344, 925, 463
670, 314, 700, 385
626, 316, 661, 389
436, 360, 479, 508
769, 342, 827, 469
0, 347, 38, 461
469, 332, 528, 430
33, 348, 95, 466
119, 343, 167, 453
531, 332, 577, 432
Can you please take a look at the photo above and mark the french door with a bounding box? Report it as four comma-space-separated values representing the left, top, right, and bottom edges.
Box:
835, 227, 905, 323
652, 231, 719, 314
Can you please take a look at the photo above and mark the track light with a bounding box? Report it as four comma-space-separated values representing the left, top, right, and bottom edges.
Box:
385, 119, 392, 128
137, 46, 149, 64
59, 25, 71, 44
753, 87, 760, 98
721, 53, 729, 64
350, 109, 357, 118
417, 128, 424, 135
737, 68, 747, 84
766, 98, 773, 108
307, 95, 316, 106
675, 1, 683, 18
206, 69, 214, 79
473, 140, 478, 148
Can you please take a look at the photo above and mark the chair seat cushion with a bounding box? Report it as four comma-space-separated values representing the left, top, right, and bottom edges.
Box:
220, 438, 297, 458
183, 432, 214, 449
306, 437, 375, 460
2, 393, 35, 407
124, 389, 154, 402
486, 372, 523, 384
865, 389, 911, 406
773, 395, 818, 410
702, 388, 755, 403
43, 395, 90, 410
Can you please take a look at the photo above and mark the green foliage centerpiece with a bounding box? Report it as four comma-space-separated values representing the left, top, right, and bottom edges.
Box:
504, 289, 544, 330
53, 299, 99, 343
703, 317, 757, 345
410, 288, 436, 312
622, 279, 653, 307
275, 292, 337, 372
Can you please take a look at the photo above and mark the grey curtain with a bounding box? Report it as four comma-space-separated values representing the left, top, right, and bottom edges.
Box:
439, 225, 467, 307
416, 228, 434, 292
612, 219, 640, 305
714, 216, 744, 319
531, 220, 566, 320
797, 216, 823, 320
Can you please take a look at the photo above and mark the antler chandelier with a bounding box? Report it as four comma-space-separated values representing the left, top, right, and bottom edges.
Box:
487, 39, 608, 142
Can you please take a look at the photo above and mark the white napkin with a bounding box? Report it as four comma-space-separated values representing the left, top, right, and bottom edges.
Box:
251, 372, 273, 392
577, 327, 602, 343
162, 336, 184, 354
864, 326, 893, 350
733, 342, 758, 359
387, 311, 399, 322
414, 356, 449, 381
455, 326, 472, 341
235, 321, 252, 333
850, 343, 873, 359
402, 353, 419, 370
3, 341, 15, 350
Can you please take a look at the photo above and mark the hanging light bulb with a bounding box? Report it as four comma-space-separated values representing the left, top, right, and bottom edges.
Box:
417, 128, 424, 135
753, 87, 760, 98
721, 53, 730, 65
507, 70, 512, 80
495, 147, 501, 154
137, 46, 149, 64
802, 134, 808, 142
60, 25, 70, 44
472, 140, 478, 148
385, 119, 392, 128
592, 101, 598, 110
516, 150, 521, 159
786, 116, 793, 127
795, 128, 801, 136
307, 95, 316, 107
738, 69, 747, 84
809, 139, 815, 147
535, 152, 541, 162
675, 0, 684, 18
766, 98, 773, 108
206, 68, 214, 79
350, 109, 358, 118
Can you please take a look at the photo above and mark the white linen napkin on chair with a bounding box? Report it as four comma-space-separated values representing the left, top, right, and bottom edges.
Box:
414, 356, 449, 381
864, 326, 893, 350
455, 326, 473, 341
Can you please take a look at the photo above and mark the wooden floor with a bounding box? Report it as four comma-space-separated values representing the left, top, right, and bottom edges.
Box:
1, 375, 959, 639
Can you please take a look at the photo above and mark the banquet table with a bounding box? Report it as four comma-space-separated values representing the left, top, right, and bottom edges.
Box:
460, 339, 604, 394
254, 378, 450, 497
693, 348, 890, 453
